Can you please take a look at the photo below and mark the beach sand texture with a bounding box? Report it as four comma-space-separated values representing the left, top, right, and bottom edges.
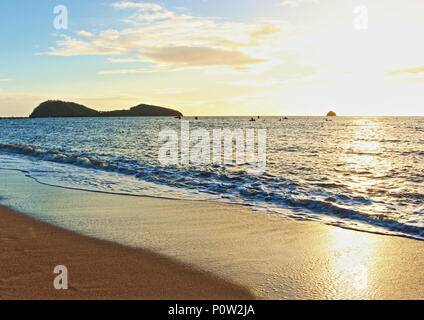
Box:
0, 205, 254, 300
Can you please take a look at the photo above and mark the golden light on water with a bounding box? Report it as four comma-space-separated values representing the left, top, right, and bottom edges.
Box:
322, 119, 396, 298
340, 119, 392, 195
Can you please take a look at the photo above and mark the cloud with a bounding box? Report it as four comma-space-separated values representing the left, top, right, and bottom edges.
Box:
108, 57, 141, 63
387, 65, 424, 76
385, 65, 424, 82
111, 1, 163, 11
77, 30, 94, 38
218, 80, 283, 87
113, 1, 176, 22
47, 35, 129, 56
277, 0, 320, 8
46, 1, 296, 73
141, 46, 265, 67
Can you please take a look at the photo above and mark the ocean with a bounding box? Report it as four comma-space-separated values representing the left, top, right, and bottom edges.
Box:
0, 116, 423, 240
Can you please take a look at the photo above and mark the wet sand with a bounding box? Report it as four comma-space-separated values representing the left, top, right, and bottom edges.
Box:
1, 169, 424, 299
0, 205, 254, 300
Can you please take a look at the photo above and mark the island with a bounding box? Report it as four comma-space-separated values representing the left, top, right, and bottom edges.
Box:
326, 110, 337, 117
29, 100, 183, 118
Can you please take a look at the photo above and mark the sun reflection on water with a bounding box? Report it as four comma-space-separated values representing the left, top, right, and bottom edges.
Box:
327, 119, 395, 298
338, 119, 394, 212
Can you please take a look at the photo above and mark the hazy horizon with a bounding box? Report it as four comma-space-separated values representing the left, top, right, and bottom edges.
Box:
3, 98, 424, 118
2, 0, 424, 117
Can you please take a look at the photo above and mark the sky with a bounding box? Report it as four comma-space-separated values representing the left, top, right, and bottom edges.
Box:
1, 0, 424, 116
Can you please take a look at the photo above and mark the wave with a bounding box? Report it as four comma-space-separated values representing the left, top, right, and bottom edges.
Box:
1, 142, 424, 241
0, 142, 139, 175
284, 197, 424, 238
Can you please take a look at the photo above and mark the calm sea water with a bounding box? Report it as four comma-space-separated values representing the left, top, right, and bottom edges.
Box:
0, 117, 423, 239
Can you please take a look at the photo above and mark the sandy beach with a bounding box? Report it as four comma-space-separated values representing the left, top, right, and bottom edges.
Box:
1, 169, 424, 300
0, 204, 254, 300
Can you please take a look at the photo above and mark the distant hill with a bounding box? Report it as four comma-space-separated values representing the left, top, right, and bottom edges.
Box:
30, 101, 100, 118
326, 110, 337, 117
29, 100, 183, 118
101, 104, 183, 117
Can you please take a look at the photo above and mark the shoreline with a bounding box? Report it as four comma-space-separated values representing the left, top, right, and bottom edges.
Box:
0, 205, 254, 300
1, 169, 424, 299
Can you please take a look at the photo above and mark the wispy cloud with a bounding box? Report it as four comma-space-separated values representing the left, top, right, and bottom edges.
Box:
77, 30, 94, 38
385, 65, 424, 82
217, 80, 284, 87
111, 1, 163, 11
47, 34, 129, 56
46, 1, 297, 73
141, 46, 265, 67
277, 0, 320, 8
387, 65, 424, 76
108, 57, 142, 63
